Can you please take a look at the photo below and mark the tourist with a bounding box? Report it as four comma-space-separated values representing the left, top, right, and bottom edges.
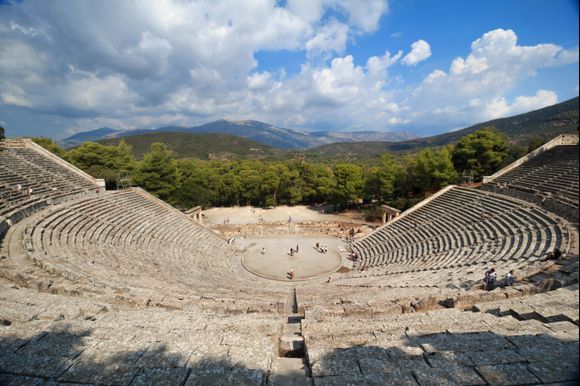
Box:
15, 183, 22, 193
289, 267, 295, 280
554, 248, 562, 260
545, 251, 555, 260
288, 215, 292, 223
326, 277, 331, 284
296, 244, 299, 253
315, 242, 320, 251
289, 248, 294, 256
260, 247, 265, 255
504, 270, 514, 286
27, 187, 33, 196
484, 268, 497, 290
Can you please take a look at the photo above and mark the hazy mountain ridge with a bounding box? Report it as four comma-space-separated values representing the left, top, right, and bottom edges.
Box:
307, 97, 579, 157
97, 132, 290, 160
60, 97, 578, 154
60, 119, 418, 149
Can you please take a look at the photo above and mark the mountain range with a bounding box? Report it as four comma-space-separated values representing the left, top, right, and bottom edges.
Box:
98, 132, 289, 160
306, 96, 579, 157
61, 120, 417, 149
61, 97, 578, 159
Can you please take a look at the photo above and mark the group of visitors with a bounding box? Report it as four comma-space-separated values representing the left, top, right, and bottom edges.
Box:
289, 244, 299, 256
14, 183, 32, 196
483, 268, 514, 290
223, 216, 231, 224
545, 248, 562, 261
314, 242, 328, 253
484, 248, 564, 290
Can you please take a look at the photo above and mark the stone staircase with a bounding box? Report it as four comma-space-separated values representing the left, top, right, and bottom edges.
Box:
269, 288, 312, 385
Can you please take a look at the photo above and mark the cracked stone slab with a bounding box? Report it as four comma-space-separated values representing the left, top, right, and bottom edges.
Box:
131, 366, 191, 386
468, 348, 527, 366
527, 358, 579, 384
0, 373, 47, 386
59, 360, 141, 384
184, 367, 264, 386
476, 362, 541, 385
0, 352, 74, 379
445, 364, 487, 385
17, 332, 89, 359
314, 373, 418, 386
310, 353, 359, 377
424, 351, 474, 367
136, 347, 193, 368
412, 366, 461, 385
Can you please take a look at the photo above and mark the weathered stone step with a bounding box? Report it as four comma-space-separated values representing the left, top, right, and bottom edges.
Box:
268, 357, 312, 385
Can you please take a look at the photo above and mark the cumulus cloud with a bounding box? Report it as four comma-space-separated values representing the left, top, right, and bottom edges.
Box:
0, 0, 392, 137
0, 2, 577, 139
305, 19, 349, 58
402, 39, 431, 66
405, 29, 577, 129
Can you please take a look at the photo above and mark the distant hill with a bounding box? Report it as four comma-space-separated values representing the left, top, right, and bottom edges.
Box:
61, 119, 417, 149
97, 132, 290, 160
60, 127, 121, 147
307, 97, 579, 158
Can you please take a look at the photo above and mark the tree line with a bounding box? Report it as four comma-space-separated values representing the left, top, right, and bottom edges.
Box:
30, 127, 540, 216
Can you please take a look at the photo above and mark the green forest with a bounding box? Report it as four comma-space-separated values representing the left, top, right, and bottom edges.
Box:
32, 127, 541, 218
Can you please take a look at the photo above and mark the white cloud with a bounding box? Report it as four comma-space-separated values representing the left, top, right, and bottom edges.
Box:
405, 29, 577, 128
510, 90, 558, 114
334, 0, 388, 32
482, 90, 558, 119
402, 39, 431, 66
0, 3, 577, 139
305, 19, 349, 58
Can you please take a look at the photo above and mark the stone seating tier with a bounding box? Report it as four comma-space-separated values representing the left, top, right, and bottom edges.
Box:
489, 144, 579, 209
347, 187, 570, 288
1, 144, 99, 239
19, 188, 288, 307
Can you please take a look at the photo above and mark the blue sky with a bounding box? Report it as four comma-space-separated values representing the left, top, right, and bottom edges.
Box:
0, 0, 578, 139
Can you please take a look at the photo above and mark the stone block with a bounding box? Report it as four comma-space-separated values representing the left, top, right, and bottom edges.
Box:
476, 362, 541, 385
424, 351, 474, 368
445, 365, 487, 385
412, 366, 461, 385
185, 367, 264, 386
131, 367, 191, 386
0, 374, 46, 386
310, 351, 359, 377
0, 352, 74, 379
527, 358, 579, 384
468, 349, 526, 366
412, 296, 448, 313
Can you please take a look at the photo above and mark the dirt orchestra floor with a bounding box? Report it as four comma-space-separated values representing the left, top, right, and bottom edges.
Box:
238, 236, 344, 281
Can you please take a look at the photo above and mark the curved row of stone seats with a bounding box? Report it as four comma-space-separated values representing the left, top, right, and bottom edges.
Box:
21, 188, 287, 307
348, 187, 569, 284
0, 277, 280, 385
482, 138, 579, 222
491, 144, 578, 206
301, 285, 579, 384
1, 140, 100, 238
473, 284, 579, 324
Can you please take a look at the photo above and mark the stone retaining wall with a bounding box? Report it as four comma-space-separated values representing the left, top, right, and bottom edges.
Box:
207, 221, 377, 238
